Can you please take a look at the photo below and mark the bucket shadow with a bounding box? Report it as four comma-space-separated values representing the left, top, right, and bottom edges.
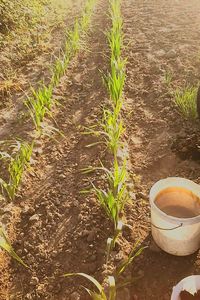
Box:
171, 131, 200, 162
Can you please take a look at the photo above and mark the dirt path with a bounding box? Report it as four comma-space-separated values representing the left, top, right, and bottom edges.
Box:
5, 0, 111, 299
122, 0, 200, 299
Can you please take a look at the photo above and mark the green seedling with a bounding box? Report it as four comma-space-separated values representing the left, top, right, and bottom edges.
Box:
0, 227, 27, 268
24, 84, 53, 130
67, 19, 81, 54
173, 85, 198, 120
105, 0, 125, 107
92, 158, 128, 229
83, 106, 124, 156
107, 14, 123, 62
40, 124, 65, 141
106, 220, 123, 262
116, 241, 147, 276
64, 273, 116, 300
0, 140, 33, 200
102, 107, 124, 155
80, 0, 96, 32
80, 13, 91, 33
51, 55, 66, 87
109, 0, 122, 21
106, 58, 126, 106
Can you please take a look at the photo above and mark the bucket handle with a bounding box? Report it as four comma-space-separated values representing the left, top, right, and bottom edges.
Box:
151, 222, 183, 231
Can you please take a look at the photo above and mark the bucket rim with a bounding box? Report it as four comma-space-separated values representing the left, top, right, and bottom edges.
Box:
149, 177, 200, 225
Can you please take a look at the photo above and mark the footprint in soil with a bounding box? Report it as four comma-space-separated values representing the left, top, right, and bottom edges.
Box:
171, 133, 200, 161
180, 290, 200, 300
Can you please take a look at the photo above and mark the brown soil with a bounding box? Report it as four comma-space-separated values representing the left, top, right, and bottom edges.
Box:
0, 0, 200, 300
2, 0, 112, 299
122, 0, 200, 299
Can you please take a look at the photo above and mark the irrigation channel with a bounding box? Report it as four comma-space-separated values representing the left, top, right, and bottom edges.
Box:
0, 0, 200, 299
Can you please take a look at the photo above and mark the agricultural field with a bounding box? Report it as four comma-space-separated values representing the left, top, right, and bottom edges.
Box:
0, 0, 200, 299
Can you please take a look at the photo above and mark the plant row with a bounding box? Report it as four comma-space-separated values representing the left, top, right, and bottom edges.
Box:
95, 0, 127, 247
66, 0, 145, 298
0, 0, 96, 266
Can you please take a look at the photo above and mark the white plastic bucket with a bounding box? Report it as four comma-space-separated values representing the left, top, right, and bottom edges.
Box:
150, 177, 200, 256
171, 275, 200, 300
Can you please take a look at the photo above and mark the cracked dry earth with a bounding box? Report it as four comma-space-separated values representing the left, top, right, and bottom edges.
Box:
1, 0, 200, 300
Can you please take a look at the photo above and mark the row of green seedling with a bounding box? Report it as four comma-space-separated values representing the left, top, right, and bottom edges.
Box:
64, 1, 146, 298
0, 0, 96, 267
0, 0, 96, 202
85, 0, 126, 235
0, 140, 33, 201
0, 140, 33, 266
25, 0, 96, 133
69, 1, 143, 297
96, 0, 127, 246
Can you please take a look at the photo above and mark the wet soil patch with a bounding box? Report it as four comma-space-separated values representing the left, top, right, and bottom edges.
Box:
171, 132, 200, 161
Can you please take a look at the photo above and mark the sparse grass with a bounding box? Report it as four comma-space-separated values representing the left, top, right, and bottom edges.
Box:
173, 85, 198, 120
0, 0, 70, 60
164, 70, 173, 86
0, 140, 33, 200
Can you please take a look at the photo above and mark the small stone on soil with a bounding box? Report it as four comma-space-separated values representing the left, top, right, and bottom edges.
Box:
137, 191, 147, 200
24, 206, 35, 215
29, 214, 40, 223
30, 276, 39, 286
70, 291, 80, 300
166, 49, 177, 59
87, 230, 96, 242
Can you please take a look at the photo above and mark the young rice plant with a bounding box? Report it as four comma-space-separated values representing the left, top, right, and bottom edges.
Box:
0, 140, 33, 200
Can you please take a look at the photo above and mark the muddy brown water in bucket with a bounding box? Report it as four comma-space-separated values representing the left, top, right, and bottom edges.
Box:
155, 187, 200, 218
180, 290, 200, 300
